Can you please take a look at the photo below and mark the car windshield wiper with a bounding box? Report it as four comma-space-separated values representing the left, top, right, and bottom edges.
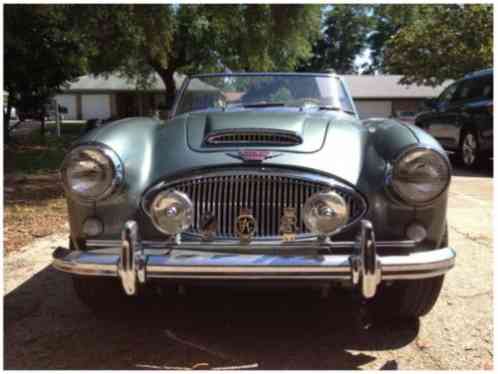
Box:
318, 105, 356, 115
242, 102, 286, 108
225, 102, 286, 110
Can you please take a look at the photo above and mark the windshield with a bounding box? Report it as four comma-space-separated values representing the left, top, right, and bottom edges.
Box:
174, 74, 355, 116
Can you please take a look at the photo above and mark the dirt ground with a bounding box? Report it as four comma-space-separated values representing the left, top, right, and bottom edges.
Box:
4, 130, 76, 254
3, 165, 493, 370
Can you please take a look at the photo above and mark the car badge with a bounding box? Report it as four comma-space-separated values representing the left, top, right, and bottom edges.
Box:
235, 208, 256, 243
200, 211, 217, 241
226, 150, 282, 162
280, 207, 297, 241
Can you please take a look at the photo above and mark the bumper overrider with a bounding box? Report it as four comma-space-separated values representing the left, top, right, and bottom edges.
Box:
52, 220, 455, 299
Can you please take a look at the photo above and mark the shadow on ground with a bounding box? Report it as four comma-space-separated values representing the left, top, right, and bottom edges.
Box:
5, 265, 418, 369
449, 154, 493, 178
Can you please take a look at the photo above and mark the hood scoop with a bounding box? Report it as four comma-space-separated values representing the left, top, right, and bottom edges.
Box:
186, 110, 331, 153
205, 128, 302, 147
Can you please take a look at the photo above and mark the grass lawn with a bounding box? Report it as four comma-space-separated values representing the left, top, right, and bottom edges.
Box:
4, 131, 81, 254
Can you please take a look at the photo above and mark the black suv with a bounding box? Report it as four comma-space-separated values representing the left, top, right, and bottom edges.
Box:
415, 69, 493, 169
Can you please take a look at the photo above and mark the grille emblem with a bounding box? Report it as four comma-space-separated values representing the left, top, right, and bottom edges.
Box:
226, 150, 282, 162
235, 208, 256, 243
280, 207, 297, 241
200, 212, 217, 241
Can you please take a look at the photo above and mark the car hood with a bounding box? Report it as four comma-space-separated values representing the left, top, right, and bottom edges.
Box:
86, 110, 372, 187
86, 112, 421, 190
169, 109, 370, 186
185, 109, 332, 153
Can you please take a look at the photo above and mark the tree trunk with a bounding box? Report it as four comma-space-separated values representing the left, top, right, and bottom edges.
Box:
40, 109, 46, 137
146, 54, 177, 116
157, 69, 176, 112
4, 99, 12, 144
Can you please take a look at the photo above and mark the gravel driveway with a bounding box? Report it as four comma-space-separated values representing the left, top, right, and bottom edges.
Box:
4, 166, 493, 370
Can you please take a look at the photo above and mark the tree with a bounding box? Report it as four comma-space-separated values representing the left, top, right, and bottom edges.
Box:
298, 5, 371, 74
365, 5, 423, 74
4, 5, 90, 143
384, 4, 492, 85
75, 4, 321, 108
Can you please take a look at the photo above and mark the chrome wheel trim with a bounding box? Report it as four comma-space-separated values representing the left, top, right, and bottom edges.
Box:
462, 133, 477, 166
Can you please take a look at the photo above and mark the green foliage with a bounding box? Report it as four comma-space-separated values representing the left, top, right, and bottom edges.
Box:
7, 134, 75, 174
4, 5, 91, 142
384, 4, 493, 85
75, 5, 321, 106
5, 5, 90, 112
365, 5, 423, 74
299, 5, 371, 74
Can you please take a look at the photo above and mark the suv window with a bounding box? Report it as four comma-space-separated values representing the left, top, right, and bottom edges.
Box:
452, 80, 472, 102
468, 75, 493, 99
438, 83, 458, 105
452, 74, 493, 102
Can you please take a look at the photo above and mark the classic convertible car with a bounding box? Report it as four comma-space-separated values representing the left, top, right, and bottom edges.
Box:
54, 73, 455, 318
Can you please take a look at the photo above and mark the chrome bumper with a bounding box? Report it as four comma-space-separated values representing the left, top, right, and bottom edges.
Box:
52, 220, 455, 299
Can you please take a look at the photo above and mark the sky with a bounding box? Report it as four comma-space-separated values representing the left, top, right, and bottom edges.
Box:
354, 48, 373, 74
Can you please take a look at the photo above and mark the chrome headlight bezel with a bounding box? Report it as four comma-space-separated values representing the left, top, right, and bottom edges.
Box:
60, 143, 124, 204
388, 146, 451, 205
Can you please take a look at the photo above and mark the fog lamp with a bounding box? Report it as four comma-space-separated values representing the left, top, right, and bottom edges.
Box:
406, 223, 427, 242
83, 217, 103, 237
150, 190, 193, 235
303, 191, 349, 236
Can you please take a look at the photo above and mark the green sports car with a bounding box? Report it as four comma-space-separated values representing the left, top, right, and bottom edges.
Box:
54, 73, 455, 318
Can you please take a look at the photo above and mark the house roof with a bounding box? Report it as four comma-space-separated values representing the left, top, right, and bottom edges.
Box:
62, 73, 225, 93
62, 73, 450, 99
342, 75, 449, 99
62, 73, 182, 91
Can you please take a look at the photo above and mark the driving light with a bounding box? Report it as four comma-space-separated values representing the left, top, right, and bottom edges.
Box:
82, 217, 104, 237
61, 144, 123, 203
390, 147, 450, 204
150, 190, 193, 235
406, 223, 427, 243
303, 191, 349, 236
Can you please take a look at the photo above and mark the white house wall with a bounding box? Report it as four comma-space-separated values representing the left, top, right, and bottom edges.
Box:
54, 94, 77, 120
81, 94, 111, 120
354, 100, 393, 119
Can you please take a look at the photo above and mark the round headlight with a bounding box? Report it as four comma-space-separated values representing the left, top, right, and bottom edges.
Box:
303, 191, 349, 236
61, 145, 123, 202
150, 190, 193, 235
390, 147, 450, 204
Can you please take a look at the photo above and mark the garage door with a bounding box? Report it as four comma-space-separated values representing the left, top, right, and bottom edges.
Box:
81, 94, 111, 120
355, 100, 392, 119
54, 94, 77, 120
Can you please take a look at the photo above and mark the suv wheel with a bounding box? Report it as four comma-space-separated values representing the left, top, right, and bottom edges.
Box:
460, 130, 480, 169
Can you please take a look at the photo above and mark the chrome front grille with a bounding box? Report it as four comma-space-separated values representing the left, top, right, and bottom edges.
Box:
148, 170, 366, 240
205, 131, 302, 146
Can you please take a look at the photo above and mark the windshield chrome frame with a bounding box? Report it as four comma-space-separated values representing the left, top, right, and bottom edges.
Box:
170, 73, 358, 119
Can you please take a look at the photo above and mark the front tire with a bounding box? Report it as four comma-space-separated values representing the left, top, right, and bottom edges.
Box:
72, 276, 135, 314
374, 276, 445, 319
373, 224, 448, 319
